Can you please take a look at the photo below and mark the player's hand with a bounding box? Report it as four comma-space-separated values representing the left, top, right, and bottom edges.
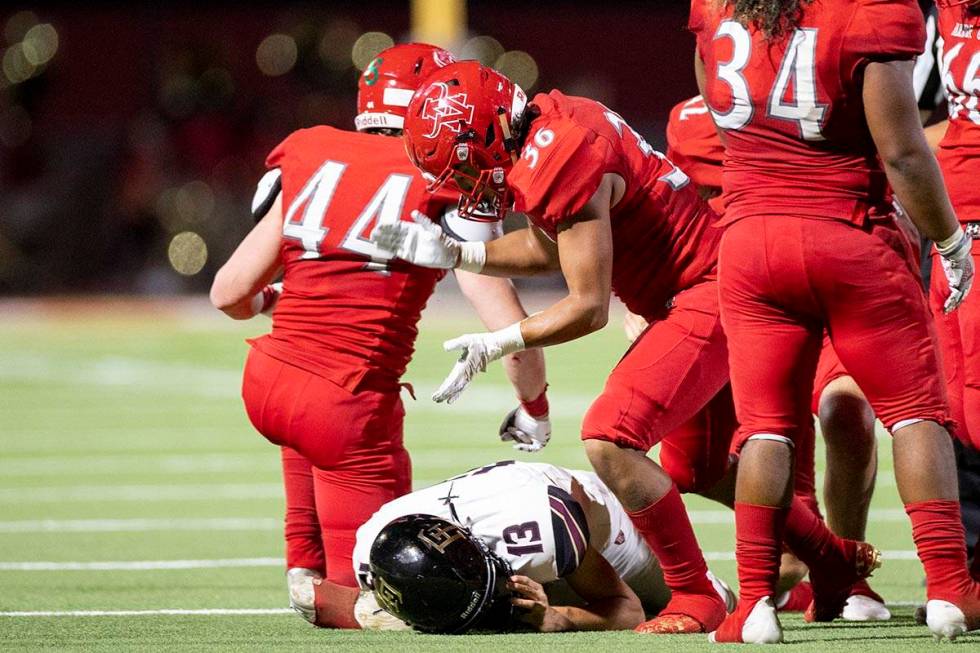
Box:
508, 575, 551, 631
937, 229, 974, 314
432, 333, 503, 403
432, 325, 525, 404
623, 310, 648, 343
370, 210, 460, 269
499, 406, 551, 452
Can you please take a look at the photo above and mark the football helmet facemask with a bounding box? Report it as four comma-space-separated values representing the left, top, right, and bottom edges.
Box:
356, 43, 457, 134
368, 514, 514, 634
403, 61, 528, 221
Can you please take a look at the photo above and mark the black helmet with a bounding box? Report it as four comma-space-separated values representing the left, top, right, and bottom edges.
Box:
368, 514, 514, 633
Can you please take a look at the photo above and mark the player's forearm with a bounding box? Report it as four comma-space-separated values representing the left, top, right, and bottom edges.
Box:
518, 293, 608, 349
479, 228, 558, 278
882, 150, 959, 243
456, 271, 547, 400
549, 596, 644, 632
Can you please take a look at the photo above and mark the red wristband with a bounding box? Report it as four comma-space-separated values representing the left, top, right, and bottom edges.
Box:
520, 386, 549, 418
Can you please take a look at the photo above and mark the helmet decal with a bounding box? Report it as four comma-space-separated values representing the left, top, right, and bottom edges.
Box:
422, 82, 476, 138
374, 576, 405, 613
433, 49, 457, 67
417, 522, 467, 553
363, 57, 383, 86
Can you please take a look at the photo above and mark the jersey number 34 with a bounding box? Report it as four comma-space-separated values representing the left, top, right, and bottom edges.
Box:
711, 21, 827, 141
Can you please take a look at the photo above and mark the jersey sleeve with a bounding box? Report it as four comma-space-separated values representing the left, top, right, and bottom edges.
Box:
846, 0, 925, 69
688, 0, 708, 35
511, 126, 616, 233
547, 485, 591, 578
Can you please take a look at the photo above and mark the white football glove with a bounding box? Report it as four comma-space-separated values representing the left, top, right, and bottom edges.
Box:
499, 406, 552, 452
936, 227, 974, 314
433, 324, 525, 404
370, 210, 486, 272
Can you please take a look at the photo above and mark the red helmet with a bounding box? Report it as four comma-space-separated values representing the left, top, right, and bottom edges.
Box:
356, 43, 457, 133
403, 61, 528, 220
936, 0, 980, 7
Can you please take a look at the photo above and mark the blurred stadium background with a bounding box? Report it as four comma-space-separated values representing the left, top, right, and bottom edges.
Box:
0, 1, 695, 296
0, 1, 965, 650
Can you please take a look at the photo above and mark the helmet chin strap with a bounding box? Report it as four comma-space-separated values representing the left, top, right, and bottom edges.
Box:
497, 112, 519, 165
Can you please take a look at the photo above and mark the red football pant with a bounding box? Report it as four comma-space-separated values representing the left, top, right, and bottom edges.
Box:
930, 244, 980, 451
243, 348, 412, 587
581, 280, 729, 451
720, 215, 947, 451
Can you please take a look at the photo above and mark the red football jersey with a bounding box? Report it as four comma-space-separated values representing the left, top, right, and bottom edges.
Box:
509, 91, 722, 319
666, 95, 724, 191
690, 0, 925, 226
936, 4, 980, 220
249, 127, 455, 392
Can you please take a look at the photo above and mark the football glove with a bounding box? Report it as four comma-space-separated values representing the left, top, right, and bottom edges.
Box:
370, 210, 486, 272
433, 323, 525, 404
499, 406, 551, 453
936, 227, 974, 314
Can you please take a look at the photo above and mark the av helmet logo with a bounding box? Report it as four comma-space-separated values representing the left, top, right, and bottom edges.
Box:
422, 82, 474, 138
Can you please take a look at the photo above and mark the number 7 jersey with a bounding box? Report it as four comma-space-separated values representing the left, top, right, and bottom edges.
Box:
689, 0, 925, 226
249, 127, 456, 392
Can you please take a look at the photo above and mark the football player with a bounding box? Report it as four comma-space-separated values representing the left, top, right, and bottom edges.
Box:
293, 460, 735, 633
209, 44, 550, 603
371, 61, 876, 635
654, 94, 892, 621
931, 0, 980, 518
691, 0, 979, 642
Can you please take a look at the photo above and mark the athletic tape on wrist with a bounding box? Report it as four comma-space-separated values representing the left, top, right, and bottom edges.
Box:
457, 241, 486, 273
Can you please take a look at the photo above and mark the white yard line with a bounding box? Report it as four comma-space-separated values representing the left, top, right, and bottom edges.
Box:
703, 549, 918, 561
0, 483, 285, 503
0, 517, 281, 533
0, 608, 293, 617
0, 558, 283, 571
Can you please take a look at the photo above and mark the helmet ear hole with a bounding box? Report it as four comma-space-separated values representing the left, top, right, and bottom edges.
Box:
413, 58, 423, 75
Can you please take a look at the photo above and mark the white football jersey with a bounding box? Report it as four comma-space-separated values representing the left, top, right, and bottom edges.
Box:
353, 461, 667, 610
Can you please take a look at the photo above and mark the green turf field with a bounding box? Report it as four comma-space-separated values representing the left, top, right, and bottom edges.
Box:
0, 297, 975, 651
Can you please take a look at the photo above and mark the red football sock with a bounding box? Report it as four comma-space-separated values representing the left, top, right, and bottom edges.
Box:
281, 447, 325, 573
627, 486, 714, 596
783, 496, 845, 570
972, 531, 980, 582
313, 579, 361, 629
735, 502, 786, 604
906, 499, 973, 602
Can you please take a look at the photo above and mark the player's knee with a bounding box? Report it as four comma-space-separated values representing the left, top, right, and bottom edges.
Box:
584, 438, 620, 477
818, 378, 875, 448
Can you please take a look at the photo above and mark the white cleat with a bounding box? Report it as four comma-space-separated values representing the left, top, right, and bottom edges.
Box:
286, 567, 322, 624
708, 597, 783, 644
842, 594, 891, 621
926, 599, 967, 642
707, 571, 738, 614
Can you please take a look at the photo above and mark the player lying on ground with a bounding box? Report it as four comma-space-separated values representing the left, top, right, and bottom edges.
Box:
372, 61, 879, 634
209, 44, 550, 604
290, 460, 735, 632
691, 0, 978, 642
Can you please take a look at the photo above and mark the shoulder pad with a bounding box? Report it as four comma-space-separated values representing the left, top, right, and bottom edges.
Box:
440, 209, 504, 243
252, 168, 282, 222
